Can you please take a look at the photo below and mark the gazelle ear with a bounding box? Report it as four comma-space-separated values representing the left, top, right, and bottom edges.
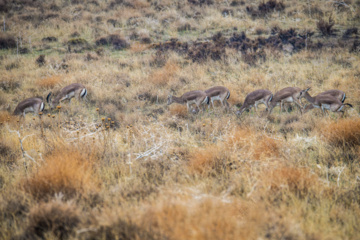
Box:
305, 87, 311, 92
46, 92, 52, 103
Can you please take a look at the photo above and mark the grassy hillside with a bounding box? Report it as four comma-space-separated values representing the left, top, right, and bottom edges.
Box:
1, 0, 360, 239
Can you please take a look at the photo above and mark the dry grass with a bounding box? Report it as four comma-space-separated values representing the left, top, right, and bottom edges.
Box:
169, 105, 188, 118
318, 119, 360, 147
263, 166, 318, 199
23, 147, 99, 199
35, 75, 63, 89
23, 200, 80, 240
140, 196, 252, 240
187, 145, 229, 175
147, 61, 179, 86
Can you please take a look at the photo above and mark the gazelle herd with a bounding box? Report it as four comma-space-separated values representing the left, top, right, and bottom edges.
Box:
13, 82, 353, 119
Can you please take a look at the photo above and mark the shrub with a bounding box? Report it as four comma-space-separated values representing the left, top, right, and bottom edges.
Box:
147, 61, 179, 86
317, 15, 335, 36
95, 34, 130, 50
343, 27, 358, 38
264, 166, 317, 199
23, 147, 99, 199
23, 201, 80, 240
318, 119, 360, 148
169, 105, 188, 118
67, 38, 88, 45
187, 145, 229, 175
35, 75, 63, 89
0, 33, 16, 49
35, 55, 45, 67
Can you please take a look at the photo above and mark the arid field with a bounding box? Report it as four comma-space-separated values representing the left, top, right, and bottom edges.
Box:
0, 0, 360, 239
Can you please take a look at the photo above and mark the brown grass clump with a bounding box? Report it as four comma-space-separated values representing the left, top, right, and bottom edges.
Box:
169, 105, 188, 118
23, 147, 99, 199
23, 201, 80, 240
187, 145, 229, 175
318, 119, 360, 147
264, 166, 318, 199
141, 197, 251, 240
35, 75, 63, 89
252, 136, 281, 160
148, 61, 179, 86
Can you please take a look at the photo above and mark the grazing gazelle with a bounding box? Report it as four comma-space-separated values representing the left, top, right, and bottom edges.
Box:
204, 86, 230, 110
47, 83, 87, 109
304, 89, 346, 111
13, 97, 45, 118
268, 87, 308, 114
167, 90, 209, 112
302, 88, 353, 116
236, 89, 273, 116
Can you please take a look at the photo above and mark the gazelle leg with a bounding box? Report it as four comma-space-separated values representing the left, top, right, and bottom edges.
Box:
294, 100, 303, 114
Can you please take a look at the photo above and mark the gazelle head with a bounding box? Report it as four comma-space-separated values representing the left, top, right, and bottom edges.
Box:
300, 87, 311, 98
46, 92, 58, 110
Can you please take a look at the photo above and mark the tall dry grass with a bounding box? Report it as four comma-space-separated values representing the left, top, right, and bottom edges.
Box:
23, 147, 99, 199
318, 119, 360, 147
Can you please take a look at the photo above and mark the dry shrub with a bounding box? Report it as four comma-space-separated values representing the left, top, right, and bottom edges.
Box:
317, 15, 335, 36
148, 61, 179, 86
35, 75, 63, 89
318, 119, 360, 147
0, 33, 16, 49
23, 147, 99, 199
264, 166, 317, 199
169, 105, 188, 118
252, 136, 281, 160
130, 42, 150, 53
187, 145, 229, 175
226, 127, 255, 149
226, 128, 280, 160
95, 34, 130, 50
141, 197, 251, 240
23, 201, 80, 240
86, 208, 163, 240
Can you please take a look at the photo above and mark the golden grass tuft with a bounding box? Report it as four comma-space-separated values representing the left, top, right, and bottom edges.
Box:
141, 197, 252, 240
130, 42, 150, 53
23, 147, 99, 199
35, 75, 63, 89
264, 166, 318, 198
318, 119, 360, 147
252, 136, 281, 160
187, 145, 229, 175
148, 61, 179, 86
169, 105, 188, 118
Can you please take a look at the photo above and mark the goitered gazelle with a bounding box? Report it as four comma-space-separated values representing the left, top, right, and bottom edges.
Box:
236, 89, 273, 116
13, 97, 45, 118
167, 90, 209, 112
204, 86, 230, 111
302, 88, 353, 116
47, 83, 87, 109
304, 89, 346, 112
268, 87, 308, 114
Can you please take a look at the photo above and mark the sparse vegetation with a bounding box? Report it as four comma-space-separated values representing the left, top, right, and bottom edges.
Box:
0, 0, 359, 239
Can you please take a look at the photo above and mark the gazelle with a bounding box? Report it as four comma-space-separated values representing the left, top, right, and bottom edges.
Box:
13, 97, 45, 118
304, 89, 346, 111
302, 88, 353, 116
236, 89, 273, 116
204, 86, 230, 111
167, 90, 209, 112
268, 87, 308, 114
47, 83, 87, 109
